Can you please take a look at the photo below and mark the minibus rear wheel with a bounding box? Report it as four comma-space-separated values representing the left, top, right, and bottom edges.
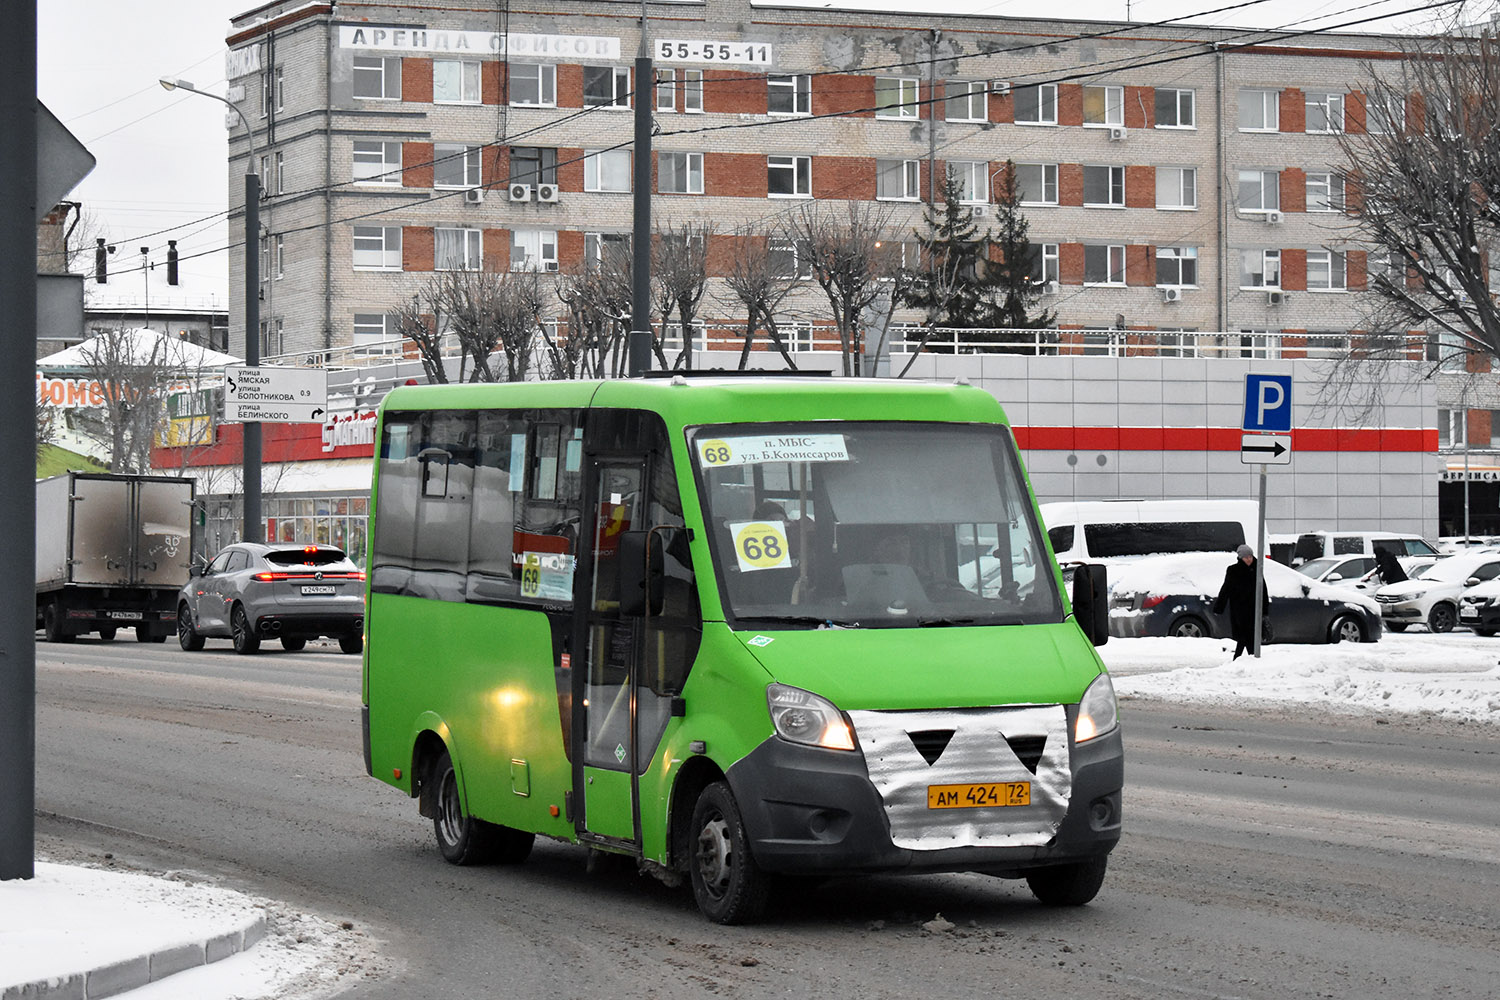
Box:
688, 781, 768, 925
432, 750, 534, 866
1025, 855, 1108, 906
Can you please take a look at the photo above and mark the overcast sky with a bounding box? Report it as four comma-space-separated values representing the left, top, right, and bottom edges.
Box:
37, 0, 1460, 309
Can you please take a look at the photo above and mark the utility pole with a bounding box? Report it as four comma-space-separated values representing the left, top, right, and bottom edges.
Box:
0, 0, 37, 882
628, 0, 653, 377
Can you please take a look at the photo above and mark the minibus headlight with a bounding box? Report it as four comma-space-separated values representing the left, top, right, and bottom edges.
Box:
767, 684, 856, 751
1075, 673, 1119, 743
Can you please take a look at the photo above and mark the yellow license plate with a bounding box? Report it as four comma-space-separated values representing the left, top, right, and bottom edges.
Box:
927, 781, 1031, 809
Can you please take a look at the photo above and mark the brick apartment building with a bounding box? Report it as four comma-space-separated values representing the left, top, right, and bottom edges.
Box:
196, 0, 1490, 535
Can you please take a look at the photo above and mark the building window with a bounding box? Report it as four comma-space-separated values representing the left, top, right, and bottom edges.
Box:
1083, 165, 1125, 207
1015, 163, 1058, 206
768, 74, 811, 116
1156, 166, 1197, 209
510, 64, 556, 107
260, 69, 271, 119
656, 68, 677, 111
1239, 89, 1280, 131
353, 56, 401, 100
949, 160, 987, 203
274, 66, 285, 112
659, 151, 704, 194
1155, 88, 1195, 128
1366, 93, 1405, 135
352, 225, 402, 270
1156, 246, 1198, 286
1238, 169, 1279, 212
1438, 409, 1465, 447
1239, 249, 1281, 288
511, 146, 557, 186
274, 235, 285, 280
1084, 245, 1126, 285
876, 158, 920, 200
1082, 85, 1124, 126
1307, 249, 1346, 290
768, 155, 811, 198
511, 230, 559, 272
945, 81, 987, 122
433, 59, 480, 104
769, 238, 812, 279
435, 228, 482, 271
1014, 83, 1057, 125
875, 77, 920, 119
584, 149, 631, 192
434, 144, 481, 189
584, 66, 631, 108
274, 151, 285, 194
1025, 243, 1060, 285
1306, 172, 1345, 212
353, 313, 396, 355
585, 233, 631, 270
352, 140, 401, 184
683, 69, 703, 112
1305, 92, 1345, 133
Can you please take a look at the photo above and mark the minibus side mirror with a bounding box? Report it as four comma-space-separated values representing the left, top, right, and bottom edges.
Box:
1071, 563, 1109, 647
618, 530, 665, 618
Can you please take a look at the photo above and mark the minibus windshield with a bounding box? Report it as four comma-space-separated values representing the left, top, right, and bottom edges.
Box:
691, 422, 1063, 628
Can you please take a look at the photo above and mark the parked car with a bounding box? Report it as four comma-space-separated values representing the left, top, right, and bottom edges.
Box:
1372, 551, 1500, 633
1296, 555, 1377, 588
1342, 558, 1438, 596
1108, 552, 1382, 644
1457, 579, 1500, 636
1290, 530, 1438, 567
177, 543, 365, 655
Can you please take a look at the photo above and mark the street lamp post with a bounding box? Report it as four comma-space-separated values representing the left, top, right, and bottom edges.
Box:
159, 78, 262, 543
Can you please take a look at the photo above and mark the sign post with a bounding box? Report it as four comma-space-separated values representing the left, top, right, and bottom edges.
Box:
1241, 374, 1293, 658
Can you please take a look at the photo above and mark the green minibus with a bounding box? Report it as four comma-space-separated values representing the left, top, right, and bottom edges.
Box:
362, 376, 1120, 923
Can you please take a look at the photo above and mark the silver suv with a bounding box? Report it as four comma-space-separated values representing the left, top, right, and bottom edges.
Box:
178, 543, 365, 655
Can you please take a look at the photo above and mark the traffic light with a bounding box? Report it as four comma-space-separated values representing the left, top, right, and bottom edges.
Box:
94, 238, 110, 283
167, 240, 179, 285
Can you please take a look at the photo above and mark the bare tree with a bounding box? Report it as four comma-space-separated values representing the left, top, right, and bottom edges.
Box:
1340, 26, 1500, 365
719, 231, 800, 370
793, 202, 899, 376
651, 221, 713, 369
71, 328, 192, 473
552, 251, 632, 379
391, 292, 450, 384
429, 267, 547, 382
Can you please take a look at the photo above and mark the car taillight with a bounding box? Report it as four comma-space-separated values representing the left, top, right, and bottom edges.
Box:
1142, 594, 1168, 609
252, 571, 290, 581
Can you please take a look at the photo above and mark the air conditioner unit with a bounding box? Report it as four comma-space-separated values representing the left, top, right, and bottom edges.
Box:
1161, 287, 1183, 303
992, 80, 1011, 96
508, 183, 532, 203
1042, 280, 1060, 295
464, 187, 485, 205
1264, 210, 1284, 224
1107, 126, 1127, 141
1267, 290, 1286, 305
535, 183, 560, 203
969, 205, 988, 218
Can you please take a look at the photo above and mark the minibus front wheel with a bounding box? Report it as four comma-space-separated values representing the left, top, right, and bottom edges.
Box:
1024, 854, 1108, 906
432, 749, 534, 866
689, 782, 768, 925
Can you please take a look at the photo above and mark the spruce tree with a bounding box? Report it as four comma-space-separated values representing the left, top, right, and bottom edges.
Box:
989, 160, 1056, 333
905, 168, 998, 334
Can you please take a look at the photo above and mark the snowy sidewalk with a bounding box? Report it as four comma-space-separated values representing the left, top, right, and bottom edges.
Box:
0, 862, 266, 1000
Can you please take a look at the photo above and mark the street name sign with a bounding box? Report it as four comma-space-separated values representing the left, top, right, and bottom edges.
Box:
224, 366, 328, 423
1241, 433, 1291, 465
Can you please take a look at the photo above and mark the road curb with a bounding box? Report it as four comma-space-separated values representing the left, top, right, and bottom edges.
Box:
0, 913, 267, 1000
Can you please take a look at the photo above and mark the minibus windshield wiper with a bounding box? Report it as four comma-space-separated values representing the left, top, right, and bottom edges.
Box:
734, 615, 862, 629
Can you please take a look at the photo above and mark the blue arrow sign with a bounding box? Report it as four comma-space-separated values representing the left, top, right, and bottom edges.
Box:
1243, 374, 1293, 433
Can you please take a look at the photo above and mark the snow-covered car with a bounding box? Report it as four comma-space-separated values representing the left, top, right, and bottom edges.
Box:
1108, 552, 1382, 643
1311, 556, 1437, 596
1457, 578, 1500, 636
1297, 555, 1377, 588
1373, 552, 1500, 633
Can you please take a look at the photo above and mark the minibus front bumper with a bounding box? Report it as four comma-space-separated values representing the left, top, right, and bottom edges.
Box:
725, 707, 1123, 876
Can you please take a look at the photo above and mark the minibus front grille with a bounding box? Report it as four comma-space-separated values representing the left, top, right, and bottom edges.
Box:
1006, 735, 1047, 773
908, 729, 955, 765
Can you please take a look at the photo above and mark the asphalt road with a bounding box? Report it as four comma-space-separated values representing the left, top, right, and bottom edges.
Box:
32, 637, 1500, 999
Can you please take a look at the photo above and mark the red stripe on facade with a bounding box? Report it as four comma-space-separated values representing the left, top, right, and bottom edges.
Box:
1013, 427, 1439, 451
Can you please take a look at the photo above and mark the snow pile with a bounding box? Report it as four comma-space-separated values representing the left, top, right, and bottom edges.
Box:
1103, 633, 1500, 723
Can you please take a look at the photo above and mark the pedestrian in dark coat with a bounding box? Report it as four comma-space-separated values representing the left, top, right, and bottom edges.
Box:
1213, 544, 1270, 658
1375, 547, 1407, 585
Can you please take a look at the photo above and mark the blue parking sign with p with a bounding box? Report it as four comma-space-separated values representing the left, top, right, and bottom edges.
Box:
1243, 374, 1292, 433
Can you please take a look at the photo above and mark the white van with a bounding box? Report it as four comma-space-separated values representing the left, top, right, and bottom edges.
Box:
1291, 531, 1439, 566
1041, 499, 1260, 565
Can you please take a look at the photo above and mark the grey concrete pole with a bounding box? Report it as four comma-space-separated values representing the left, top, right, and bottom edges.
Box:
243, 171, 262, 542
0, 0, 38, 881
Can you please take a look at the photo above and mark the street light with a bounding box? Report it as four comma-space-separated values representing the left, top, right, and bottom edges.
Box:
160, 77, 263, 543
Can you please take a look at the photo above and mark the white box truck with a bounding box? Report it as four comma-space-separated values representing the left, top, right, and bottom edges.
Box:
35, 473, 195, 643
